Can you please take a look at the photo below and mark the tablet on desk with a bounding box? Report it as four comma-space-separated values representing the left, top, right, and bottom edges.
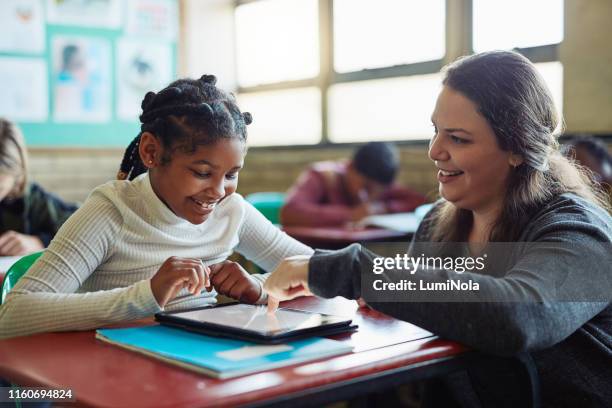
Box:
155, 303, 356, 344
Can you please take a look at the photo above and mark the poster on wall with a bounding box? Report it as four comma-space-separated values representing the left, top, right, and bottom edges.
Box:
116, 38, 172, 121
0, 0, 45, 53
46, 0, 121, 28
0, 57, 48, 122
126, 0, 177, 40
52, 36, 111, 123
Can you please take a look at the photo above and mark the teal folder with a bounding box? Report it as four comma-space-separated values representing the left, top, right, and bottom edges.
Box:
96, 325, 353, 379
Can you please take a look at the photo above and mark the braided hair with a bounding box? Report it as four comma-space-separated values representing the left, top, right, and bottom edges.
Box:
117, 75, 253, 181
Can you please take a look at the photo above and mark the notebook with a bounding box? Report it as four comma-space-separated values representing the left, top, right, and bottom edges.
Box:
355, 204, 433, 233
355, 212, 421, 233
96, 325, 353, 379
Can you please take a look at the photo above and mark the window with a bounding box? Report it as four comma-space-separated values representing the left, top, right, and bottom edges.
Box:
473, 0, 563, 52
234, 0, 565, 146
328, 73, 442, 142
238, 87, 321, 146
534, 62, 564, 129
235, 0, 319, 87
333, 0, 445, 73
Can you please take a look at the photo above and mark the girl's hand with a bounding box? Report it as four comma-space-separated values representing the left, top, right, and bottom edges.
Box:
150, 257, 210, 307
0, 231, 44, 256
263, 255, 312, 313
209, 261, 262, 304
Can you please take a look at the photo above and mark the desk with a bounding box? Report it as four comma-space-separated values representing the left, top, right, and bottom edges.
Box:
283, 226, 411, 249
0, 297, 470, 407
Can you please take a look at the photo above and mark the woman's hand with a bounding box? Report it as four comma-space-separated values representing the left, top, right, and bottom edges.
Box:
0, 231, 44, 256
150, 257, 210, 307
263, 255, 312, 313
209, 261, 262, 304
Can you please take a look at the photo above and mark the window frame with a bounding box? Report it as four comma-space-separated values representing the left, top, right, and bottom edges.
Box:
234, 0, 562, 148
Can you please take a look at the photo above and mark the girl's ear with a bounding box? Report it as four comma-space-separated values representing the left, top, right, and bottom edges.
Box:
139, 132, 162, 168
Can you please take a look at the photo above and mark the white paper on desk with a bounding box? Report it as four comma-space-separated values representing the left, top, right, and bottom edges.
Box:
356, 212, 421, 233
216, 344, 293, 361
0, 256, 22, 273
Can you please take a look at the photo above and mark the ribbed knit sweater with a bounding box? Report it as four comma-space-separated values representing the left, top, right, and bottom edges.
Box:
309, 194, 612, 407
0, 173, 313, 338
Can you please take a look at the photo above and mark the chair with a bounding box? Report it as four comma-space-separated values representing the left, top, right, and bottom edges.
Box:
245, 192, 285, 225
1, 251, 44, 304
1, 251, 47, 408
242, 192, 285, 274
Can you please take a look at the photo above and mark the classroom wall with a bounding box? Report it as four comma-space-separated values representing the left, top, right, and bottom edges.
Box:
29, 148, 122, 203
0, 1, 179, 147
27, 0, 612, 203
237, 145, 438, 199
561, 0, 612, 133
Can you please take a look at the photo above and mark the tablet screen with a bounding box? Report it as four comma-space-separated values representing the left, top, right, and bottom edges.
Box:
168, 304, 349, 336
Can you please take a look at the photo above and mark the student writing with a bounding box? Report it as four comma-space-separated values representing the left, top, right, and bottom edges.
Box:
280, 142, 427, 227
0, 118, 78, 256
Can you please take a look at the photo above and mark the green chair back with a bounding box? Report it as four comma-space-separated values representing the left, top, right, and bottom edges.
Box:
245, 192, 285, 225
1, 251, 44, 304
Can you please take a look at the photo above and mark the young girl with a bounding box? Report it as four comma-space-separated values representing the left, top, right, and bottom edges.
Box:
0, 118, 78, 256
0, 75, 313, 338
264, 51, 612, 407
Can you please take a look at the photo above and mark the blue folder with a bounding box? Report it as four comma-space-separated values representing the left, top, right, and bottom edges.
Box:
96, 325, 353, 379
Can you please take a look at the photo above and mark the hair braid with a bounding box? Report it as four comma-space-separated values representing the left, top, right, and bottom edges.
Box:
117, 74, 252, 181
117, 135, 142, 180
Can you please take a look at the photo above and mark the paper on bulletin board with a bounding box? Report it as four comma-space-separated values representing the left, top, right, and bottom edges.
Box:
116, 38, 173, 121
0, 57, 48, 122
126, 0, 178, 40
52, 35, 111, 123
46, 0, 121, 28
0, 0, 45, 53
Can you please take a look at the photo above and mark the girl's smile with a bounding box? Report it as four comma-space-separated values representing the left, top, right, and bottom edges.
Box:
142, 135, 246, 225
189, 197, 218, 215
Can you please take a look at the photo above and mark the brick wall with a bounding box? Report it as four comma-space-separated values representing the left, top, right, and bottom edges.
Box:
27, 141, 611, 204
28, 148, 123, 203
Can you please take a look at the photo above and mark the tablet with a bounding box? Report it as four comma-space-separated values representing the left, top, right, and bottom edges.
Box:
155, 303, 356, 344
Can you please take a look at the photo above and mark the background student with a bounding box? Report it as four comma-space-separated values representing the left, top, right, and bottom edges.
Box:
0, 75, 313, 339
562, 135, 612, 200
265, 51, 612, 407
0, 118, 78, 256
280, 141, 427, 227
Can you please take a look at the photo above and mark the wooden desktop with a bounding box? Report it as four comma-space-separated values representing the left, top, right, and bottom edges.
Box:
0, 296, 470, 407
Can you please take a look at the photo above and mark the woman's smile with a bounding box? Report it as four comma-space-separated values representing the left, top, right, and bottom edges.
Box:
436, 167, 465, 183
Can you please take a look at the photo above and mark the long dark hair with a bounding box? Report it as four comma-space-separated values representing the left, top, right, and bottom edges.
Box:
430, 51, 609, 242
118, 74, 252, 181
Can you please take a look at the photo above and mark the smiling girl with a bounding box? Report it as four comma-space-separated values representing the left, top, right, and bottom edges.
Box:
264, 52, 612, 407
0, 75, 313, 338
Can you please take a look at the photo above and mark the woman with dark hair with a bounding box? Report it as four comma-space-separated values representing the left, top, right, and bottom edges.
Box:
264, 51, 612, 407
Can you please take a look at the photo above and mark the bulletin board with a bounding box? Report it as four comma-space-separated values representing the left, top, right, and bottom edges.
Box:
0, 0, 178, 147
